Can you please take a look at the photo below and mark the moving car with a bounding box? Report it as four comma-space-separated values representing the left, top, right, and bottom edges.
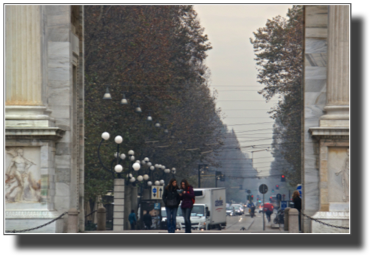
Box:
231, 204, 244, 215
226, 206, 236, 216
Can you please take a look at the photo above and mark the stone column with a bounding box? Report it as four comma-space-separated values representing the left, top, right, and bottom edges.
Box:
320, 5, 350, 127
5, 5, 54, 128
113, 179, 125, 231
6, 5, 42, 106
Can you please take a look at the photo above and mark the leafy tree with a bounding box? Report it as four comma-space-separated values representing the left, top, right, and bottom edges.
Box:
84, 5, 224, 222
250, 5, 303, 186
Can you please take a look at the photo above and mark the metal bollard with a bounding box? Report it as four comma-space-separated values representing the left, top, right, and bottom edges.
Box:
288, 208, 299, 233
97, 207, 107, 231
67, 208, 79, 233
284, 208, 290, 231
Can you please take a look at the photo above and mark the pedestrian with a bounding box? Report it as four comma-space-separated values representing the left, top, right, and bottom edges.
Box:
292, 190, 302, 232
162, 178, 181, 233
263, 202, 274, 222
128, 209, 137, 230
143, 210, 152, 230
179, 179, 195, 233
250, 202, 255, 218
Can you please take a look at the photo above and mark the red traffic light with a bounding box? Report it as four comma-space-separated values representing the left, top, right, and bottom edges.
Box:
281, 175, 285, 178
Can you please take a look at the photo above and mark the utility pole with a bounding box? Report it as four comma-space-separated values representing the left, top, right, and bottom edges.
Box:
198, 164, 201, 188
198, 164, 208, 188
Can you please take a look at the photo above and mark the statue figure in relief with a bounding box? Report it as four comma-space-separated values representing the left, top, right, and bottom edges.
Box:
5, 148, 41, 203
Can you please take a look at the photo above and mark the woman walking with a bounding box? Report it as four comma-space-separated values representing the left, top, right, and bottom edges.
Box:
180, 179, 195, 233
162, 178, 181, 233
292, 190, 302, 232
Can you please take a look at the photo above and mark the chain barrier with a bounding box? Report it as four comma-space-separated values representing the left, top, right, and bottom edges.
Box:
85, 210, 97, 218
5, 212, 68, 233
300, 211, 349, 230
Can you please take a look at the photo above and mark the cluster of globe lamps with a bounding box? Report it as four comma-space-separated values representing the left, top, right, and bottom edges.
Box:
101, 132, 175, 186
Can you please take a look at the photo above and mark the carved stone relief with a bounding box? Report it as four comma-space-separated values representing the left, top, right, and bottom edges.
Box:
5, 147, 41, 203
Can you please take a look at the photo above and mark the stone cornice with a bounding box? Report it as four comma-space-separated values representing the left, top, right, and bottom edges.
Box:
309, 127, 349, 140
6, 127, 65, 141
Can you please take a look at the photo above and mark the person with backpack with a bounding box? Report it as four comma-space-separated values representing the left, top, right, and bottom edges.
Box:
162, 178, 181, 233
179, 179, 195, 233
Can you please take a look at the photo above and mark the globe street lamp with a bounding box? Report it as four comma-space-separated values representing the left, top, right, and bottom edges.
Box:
97, 132, 136, 184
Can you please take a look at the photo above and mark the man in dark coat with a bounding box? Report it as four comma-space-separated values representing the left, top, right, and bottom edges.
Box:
143, 211, 152, 230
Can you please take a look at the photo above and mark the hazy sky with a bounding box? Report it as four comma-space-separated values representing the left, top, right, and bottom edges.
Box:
194, 4, 292, 176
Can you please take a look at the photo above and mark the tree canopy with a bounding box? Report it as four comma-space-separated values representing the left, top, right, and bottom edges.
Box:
250, 5, 303, 186
84, 5, 225, 202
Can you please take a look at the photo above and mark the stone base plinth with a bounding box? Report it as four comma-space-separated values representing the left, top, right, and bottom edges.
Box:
5, 210, 64, 233
311, 211, 349, 233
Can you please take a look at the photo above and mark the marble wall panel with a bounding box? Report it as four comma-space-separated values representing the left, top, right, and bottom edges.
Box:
56, 168, 71, 182
54, 118, 71, 132
48, 42, 70, 62
50, 106, 70, 119
55, 182, 69, 197
48, 79, 70, 89
48, 87, 71, 106
47, 26, 70, 42
305, 53, 327, 67
55, 142, 70, 155
304, 80, 326, 93
328, 147, 349, 202
305, 66, 327, 80
305, 39, 328, 54
54, 196, 70, 210
40, 145, 49, 168
305, 6, 328, 28
305, 28, 327, 39
55, 155, 71, 168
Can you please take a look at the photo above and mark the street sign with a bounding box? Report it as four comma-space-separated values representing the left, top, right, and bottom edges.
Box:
154, 203, 160, 210
280, 201, 288, 209
259, 184, 268, 194
151, 186, 163, 199
297, 184, 302, 198
276, 193, 282, 200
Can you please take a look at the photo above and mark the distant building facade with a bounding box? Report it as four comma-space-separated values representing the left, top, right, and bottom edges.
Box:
5, 5, 85, 232
303, 5, 350, 233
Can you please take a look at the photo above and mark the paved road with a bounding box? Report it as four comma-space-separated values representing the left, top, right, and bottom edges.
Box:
85, 210, 286, 233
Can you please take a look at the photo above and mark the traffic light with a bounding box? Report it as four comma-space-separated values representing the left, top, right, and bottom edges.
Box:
269, 196, 272, 202
283, 194, 286, 200
276, 184, 279, 189
246, 195, 251, 200
272, 189, 274, 192
251, 195, 254, 201
281, 175, 286, 182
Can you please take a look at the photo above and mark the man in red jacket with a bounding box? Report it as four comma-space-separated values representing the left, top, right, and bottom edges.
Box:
263, 203, 274, 222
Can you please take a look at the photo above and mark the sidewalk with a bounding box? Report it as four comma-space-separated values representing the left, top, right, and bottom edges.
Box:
247, 213, 286, 233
